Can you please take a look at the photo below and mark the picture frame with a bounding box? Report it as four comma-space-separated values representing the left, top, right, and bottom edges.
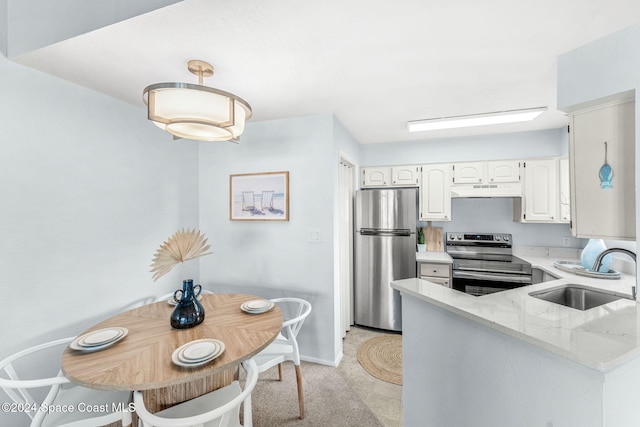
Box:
229, 171, 289, 221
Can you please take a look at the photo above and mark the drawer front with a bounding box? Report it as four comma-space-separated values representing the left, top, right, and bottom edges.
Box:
419, 263, 451, 278
419, 276, 450, 287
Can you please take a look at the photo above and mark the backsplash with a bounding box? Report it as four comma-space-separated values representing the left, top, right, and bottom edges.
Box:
513, 246, 580, 260
421, 198, 583, 249
514, 245, 636, 275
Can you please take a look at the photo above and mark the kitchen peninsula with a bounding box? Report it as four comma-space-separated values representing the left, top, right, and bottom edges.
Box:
393, 256, 640, 427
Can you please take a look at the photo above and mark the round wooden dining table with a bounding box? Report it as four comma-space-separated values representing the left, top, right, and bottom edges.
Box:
61, 293, 283, 414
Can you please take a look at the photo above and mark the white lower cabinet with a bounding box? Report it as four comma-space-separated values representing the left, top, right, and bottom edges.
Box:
419, 164, 452, 221
418, 262, 451, 287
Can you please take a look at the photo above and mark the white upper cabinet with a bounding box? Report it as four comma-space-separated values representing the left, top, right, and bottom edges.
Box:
361, 165, 419, 187
391, 165, 420, 187
453, 160, 520, 185
361, 167, 390, 187
514, 158, 569, 224
419, 164, 452, 222
453, 162, 483, 184
569, 98, 636, 240
486, 160, 521, 183
451, 160, 521, 197
522, 159, 558, 222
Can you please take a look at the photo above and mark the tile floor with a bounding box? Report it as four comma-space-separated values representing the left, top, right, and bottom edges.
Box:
338, 326, 403, 427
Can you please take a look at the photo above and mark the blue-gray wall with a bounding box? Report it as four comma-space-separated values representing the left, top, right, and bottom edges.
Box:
198, 114, 358, 365
558, 22, 640, 253
0, 53, 199, 426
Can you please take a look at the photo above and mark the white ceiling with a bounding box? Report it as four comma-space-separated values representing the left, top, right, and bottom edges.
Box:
13, 0, 640, 144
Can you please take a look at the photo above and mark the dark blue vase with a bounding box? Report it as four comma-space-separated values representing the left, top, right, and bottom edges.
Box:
170, 279, 205, 329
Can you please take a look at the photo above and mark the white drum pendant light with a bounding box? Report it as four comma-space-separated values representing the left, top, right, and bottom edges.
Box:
143, 60, 252, 142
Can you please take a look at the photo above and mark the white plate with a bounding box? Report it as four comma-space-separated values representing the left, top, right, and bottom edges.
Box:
241, 301, 274, 314
70, 328, 128, 352
180, 341, 219, 361
173, 345, 223, 367
80, 328, 121, 346
172, 339, 225, 367
245, 299, 271, 309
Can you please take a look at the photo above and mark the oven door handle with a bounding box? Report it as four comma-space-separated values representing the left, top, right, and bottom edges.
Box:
452, 271, 532, 284
455, 266, 529, 275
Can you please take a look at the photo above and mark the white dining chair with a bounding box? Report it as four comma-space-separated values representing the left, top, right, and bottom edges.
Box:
252, 297, 312, 419
133, 358, 259, 427
0, 336, 133, 427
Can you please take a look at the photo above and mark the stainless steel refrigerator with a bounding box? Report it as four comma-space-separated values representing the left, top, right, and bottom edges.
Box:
354, 188, 417, 331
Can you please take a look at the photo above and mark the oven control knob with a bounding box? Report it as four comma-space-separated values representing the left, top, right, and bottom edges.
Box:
495, 235, 501, 241
503, 235, 510, 242
449, 234, 455, 240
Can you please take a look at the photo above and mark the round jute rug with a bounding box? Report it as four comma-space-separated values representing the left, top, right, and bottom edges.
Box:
356, 335, 402, 385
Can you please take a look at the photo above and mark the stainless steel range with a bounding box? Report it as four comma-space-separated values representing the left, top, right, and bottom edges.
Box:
445, 232, 532, 296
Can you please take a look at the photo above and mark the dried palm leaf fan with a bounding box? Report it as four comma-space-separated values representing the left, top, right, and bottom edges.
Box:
150, 229, 213, 281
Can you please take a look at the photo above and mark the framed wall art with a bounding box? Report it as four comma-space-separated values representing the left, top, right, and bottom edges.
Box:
229, 171, 289, 221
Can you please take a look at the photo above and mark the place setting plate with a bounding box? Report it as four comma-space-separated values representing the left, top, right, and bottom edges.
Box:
240, 299, 275, 314
172, 338, 225, 368
70, 327, 128, 352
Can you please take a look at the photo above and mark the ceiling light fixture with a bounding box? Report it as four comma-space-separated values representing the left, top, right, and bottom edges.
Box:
143, 60, 252, 142
407, 107, 547, 133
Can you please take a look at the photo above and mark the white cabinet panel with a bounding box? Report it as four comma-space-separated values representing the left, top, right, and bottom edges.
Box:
362, 165, 419, 187
453, 160, 520, 185
487, 160, 521, 183
419, 164, 452, 222
453, 162, 483, 184
361, 167, 389, 187
514, 158, 568, 223
418, 262, 452, 288
523, 159, 557, 222
391, 165, 420, 187
569, 98, 635, 240
559, 158, 571, 223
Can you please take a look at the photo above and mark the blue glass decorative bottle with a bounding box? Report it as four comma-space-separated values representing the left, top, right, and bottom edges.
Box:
170, 279, 205, 329
581, 239, 612, 273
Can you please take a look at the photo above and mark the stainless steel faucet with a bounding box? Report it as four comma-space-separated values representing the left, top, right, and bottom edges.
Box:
593, 248, 637, 299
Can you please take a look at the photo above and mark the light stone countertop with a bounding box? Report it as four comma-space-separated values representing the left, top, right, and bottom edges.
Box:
393, 254, 639, 372
415, 251, 452, 264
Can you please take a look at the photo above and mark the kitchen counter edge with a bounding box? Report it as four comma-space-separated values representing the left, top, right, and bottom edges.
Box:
392, 255, 639, 373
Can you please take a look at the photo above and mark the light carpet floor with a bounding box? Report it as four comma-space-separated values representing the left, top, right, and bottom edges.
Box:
249, 361, 384, 426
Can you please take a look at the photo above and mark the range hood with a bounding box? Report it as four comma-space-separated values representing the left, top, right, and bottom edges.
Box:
450, 182, 522, 198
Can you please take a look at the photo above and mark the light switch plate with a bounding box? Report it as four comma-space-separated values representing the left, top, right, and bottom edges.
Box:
562, 237, 571, 247
308, 229, 322, 242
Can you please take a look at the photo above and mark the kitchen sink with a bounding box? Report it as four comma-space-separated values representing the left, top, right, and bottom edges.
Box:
529, 285, 623, 311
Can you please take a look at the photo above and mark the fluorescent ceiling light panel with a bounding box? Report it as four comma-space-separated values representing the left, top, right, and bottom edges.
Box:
407, 107, 547, 132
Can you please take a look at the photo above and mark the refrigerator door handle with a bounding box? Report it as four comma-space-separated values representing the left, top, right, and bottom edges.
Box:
360, 228, 412, 236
